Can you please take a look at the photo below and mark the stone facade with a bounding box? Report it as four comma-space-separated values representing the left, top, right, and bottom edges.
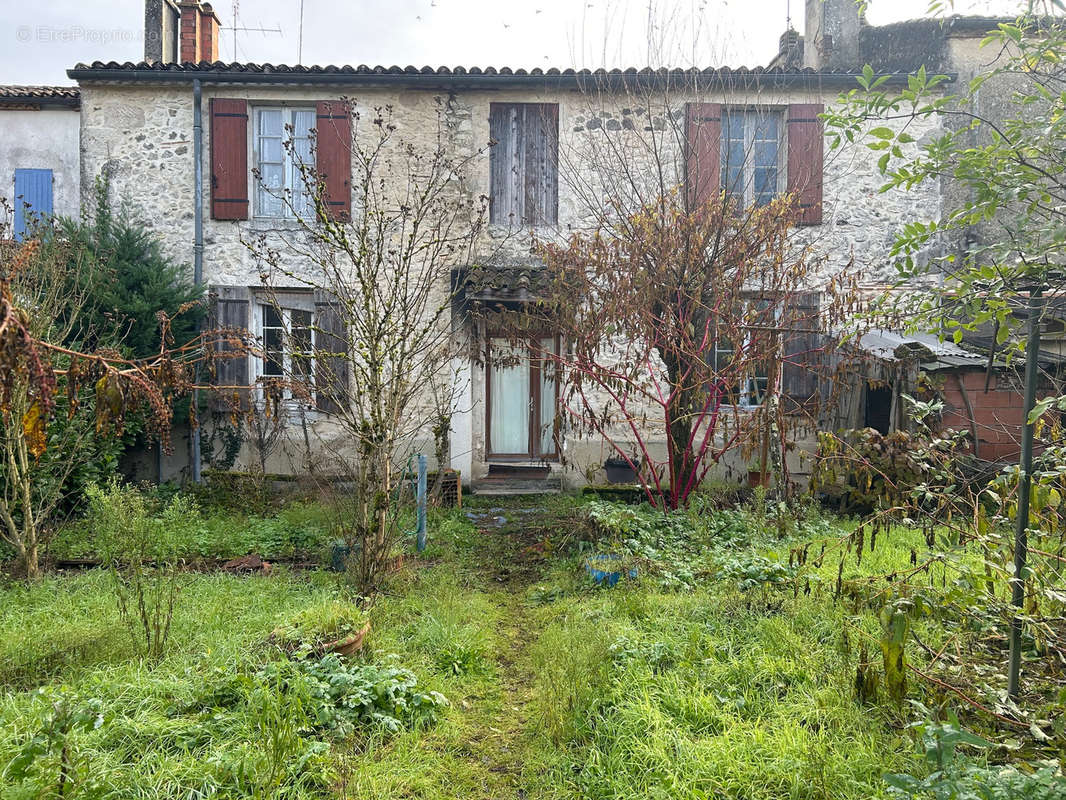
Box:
71, 67, 944, 487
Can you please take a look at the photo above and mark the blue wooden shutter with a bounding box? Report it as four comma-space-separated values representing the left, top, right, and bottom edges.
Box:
13, 168, 54, 241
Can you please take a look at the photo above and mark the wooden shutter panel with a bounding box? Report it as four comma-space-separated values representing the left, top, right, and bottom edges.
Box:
314, 291, 348, 414
781, 291, 821, 409
685, 103, 721, 213
787, 104, 824, 226
209, 287, 250, 410
315, 100, 352, 221
490, 103, 521, 224
210, 99, 249, 220
525, 104, 558, 225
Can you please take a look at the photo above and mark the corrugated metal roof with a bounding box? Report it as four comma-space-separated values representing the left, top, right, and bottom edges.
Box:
857, 329, 988, 366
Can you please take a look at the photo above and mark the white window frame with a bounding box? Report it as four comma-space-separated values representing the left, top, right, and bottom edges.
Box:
252, 106, 315, 219
720, 108, 786, 209
252, 295, 317, 409
712, 299, 782, 410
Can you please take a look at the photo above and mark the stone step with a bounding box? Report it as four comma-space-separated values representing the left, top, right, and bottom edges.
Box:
472, 476, 563, 495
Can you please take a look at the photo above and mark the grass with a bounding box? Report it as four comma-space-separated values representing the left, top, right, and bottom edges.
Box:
1, 491, 1062, 798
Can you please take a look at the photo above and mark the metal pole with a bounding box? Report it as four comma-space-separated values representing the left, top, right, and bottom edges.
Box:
1008, 288, 1043, 699
416, 454, 427, 552
190, 78, 204, 485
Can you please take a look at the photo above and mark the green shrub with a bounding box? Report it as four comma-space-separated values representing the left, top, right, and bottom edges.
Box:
1, 687, 106, 798
88, 481, 185, 660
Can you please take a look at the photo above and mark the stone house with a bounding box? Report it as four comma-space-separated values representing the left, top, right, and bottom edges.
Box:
61, 0, 1031, 489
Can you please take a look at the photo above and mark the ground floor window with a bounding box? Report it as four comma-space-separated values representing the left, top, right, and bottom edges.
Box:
256, 297, 315, 404
486, 336, 558, 460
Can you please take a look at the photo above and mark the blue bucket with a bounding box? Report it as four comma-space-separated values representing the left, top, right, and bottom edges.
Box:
585, 554, 638, 587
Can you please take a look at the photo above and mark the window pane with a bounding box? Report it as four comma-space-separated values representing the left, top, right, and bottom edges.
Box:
293, 110, 315, 138
260, 162, 284, 191
258, 109, 282, 136
752, 115, 778, 141
290, 308, 313, 378
259, 136, 283, 164
539, 337, 557, 456
263, 326, 283, 377
754, 138, 778, 169
754, 166, 777, 206
489, 338, 530, 455
257, 164, 284, 217
722, 112, 745, 141
263, 305, 282, 327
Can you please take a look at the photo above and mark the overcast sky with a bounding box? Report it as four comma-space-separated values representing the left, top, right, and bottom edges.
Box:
0, 0, 1025, 86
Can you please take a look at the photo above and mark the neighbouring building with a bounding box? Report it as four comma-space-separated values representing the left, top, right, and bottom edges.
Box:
61, 0, 1038, 489
0, 86, 81, 240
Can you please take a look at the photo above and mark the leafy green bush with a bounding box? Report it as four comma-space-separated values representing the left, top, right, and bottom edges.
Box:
885, 707, 1066, 800
1, 688, 106, 798
49, 494, 330, 563
716, 553, 796, 592
189, 654, 447, 740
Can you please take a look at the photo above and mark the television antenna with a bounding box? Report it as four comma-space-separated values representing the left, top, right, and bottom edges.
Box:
228, 0, 283, 61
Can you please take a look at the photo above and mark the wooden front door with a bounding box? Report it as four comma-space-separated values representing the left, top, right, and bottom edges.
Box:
486, 336, 558, 460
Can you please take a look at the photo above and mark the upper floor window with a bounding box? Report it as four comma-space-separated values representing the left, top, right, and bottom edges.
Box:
254, 107, 315, 219
489, 103, 559, 226
210, 98, 351, 222
685, 102, 823, 225
721, 110, 782, 209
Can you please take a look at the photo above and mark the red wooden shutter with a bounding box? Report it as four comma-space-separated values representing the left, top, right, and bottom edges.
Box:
787, 103, 824, 226
684, 103, 721, 212
316, 100, 352, 221
210, 99, 249, 220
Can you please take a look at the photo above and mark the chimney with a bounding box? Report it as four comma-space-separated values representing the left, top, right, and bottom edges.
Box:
199, 3, 220, 62
144, 0, 180, 63
178, 1, 220, 63
804, 0, 865, 70
776, 28, 803, 69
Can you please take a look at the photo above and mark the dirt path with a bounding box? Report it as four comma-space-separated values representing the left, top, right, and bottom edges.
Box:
460, 505, 552, 799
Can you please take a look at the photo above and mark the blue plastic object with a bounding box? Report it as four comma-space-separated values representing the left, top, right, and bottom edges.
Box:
585, 554, 638, 587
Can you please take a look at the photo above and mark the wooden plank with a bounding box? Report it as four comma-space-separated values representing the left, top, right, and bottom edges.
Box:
210, 98, 249, 220
787, 103, 824, 225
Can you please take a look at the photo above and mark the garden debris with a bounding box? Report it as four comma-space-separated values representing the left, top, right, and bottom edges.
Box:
221, 553, 272, 574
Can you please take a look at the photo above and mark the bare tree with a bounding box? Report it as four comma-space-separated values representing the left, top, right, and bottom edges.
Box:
244, 99, 489, 589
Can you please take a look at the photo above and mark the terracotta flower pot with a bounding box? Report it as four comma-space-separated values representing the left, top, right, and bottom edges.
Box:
748, 469, 770, 488
324, 621, 371, 657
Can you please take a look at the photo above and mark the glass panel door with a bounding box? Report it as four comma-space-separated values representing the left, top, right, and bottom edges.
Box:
489, 338, 531, 456
538, 337, 557, 456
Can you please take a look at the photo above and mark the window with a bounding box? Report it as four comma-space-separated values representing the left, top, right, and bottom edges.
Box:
721, 110, 782, 209
258, 302, 314, 401
254, 108, 315, 218
489, 103, 559, 226
712, 299, 775, 409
